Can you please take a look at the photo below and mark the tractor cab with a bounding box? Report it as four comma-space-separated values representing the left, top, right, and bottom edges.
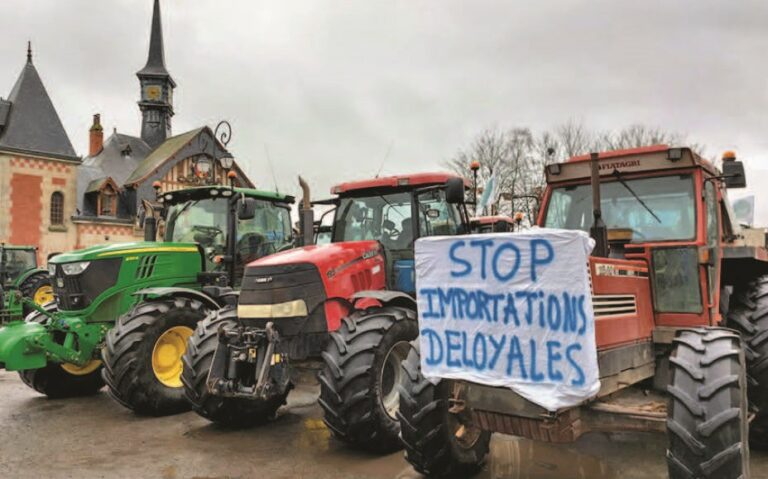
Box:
328, 173, 470, 293
157, 186, 294, 286
0, 245, 38, 287
470, 215, 518, 233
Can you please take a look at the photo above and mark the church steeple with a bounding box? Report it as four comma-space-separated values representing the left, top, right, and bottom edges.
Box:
137, 0, 175, 149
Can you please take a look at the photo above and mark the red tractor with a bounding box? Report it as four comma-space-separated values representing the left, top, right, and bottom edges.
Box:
398, 146, 768, 478
182, 172, 470, 452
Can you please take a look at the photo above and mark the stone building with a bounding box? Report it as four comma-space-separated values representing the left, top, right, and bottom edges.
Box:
0, 0, 253, 258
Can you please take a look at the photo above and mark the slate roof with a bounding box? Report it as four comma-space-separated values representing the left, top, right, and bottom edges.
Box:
136, 0, 175, 86
76, 132, 152, 209
124, 127, 202, 185
0, 53, 78, 161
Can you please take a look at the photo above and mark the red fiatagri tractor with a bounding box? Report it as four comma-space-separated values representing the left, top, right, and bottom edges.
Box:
398, 146, 768, 478
181, 172, 471, 452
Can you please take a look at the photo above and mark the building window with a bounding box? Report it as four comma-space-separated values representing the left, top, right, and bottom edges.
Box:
99, 187, 117, 216
50, 192, 64, 225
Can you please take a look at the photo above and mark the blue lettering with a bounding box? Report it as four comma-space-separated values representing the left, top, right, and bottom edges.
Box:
461, 331, 474, 367
421, 328, 443, 365
530, 239, 554, 282
491, 242, 521, 281
470, 238, 494, 279
546, 340, 563, 381
577, 295, 588, 335
446, 330, 462, 367
566, 343, 585, 386
420, 288, 440, 319
529, 339, 545, 382
506, 336, 527, 379
516, 291, 535, 325
488, 334, 507, 369
449, 241, 472, 277
504, 293, 520, 326
547, 294, 562, 331
562, 292, 578, 333
473, 333, 488, 371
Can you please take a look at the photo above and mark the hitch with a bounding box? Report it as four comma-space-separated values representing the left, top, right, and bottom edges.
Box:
207, 322, 292, 400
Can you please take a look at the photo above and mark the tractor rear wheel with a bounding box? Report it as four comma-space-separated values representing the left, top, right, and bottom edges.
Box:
727, 275, 768, 448
666, 328, 749, 479
399, 342, 490, 477
182, 305, 289, 426
102, 296, 208, 416
18, 305, 104, 398
318, 306, 418, 453
18, 271, 54, 317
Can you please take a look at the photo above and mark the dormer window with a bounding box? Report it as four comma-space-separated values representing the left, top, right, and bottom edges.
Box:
121, 144, 132, 157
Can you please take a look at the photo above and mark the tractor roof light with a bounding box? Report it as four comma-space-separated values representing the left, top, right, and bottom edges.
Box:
547, 163, 561, 176
470, 160, 481, 172
722, 150, 737, 162
397, 178, 410, 186
667, 148, 683, 162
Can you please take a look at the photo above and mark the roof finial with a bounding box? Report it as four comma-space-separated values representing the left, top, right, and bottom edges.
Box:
26, 41, 32, 64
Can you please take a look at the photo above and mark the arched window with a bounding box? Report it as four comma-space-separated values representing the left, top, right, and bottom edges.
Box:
50, 192, 64, 225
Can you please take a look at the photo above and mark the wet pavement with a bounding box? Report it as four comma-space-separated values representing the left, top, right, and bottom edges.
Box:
1, 370, 767, 479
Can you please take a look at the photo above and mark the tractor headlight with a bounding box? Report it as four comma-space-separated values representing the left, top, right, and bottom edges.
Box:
61, 261, 90, 276
238, 299, 308, 318
47, 263, 56, 275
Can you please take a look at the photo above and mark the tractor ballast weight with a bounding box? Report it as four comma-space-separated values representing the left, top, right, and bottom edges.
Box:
182, 172, 471, 452
399, 146, 768, 479
0, 185, 295, 408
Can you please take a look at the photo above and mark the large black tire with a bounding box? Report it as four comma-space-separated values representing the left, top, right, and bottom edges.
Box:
666, 328, 749, 479
318, 306, 418, 453
102, 296, 209, 416
18, 304, 104, 398
399, 342, 490, 478
182, 306, 288, 426
18, 271, 53, 317
727, 275, 768, 448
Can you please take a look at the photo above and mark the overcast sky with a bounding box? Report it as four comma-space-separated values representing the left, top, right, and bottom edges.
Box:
1, 0, 767, 219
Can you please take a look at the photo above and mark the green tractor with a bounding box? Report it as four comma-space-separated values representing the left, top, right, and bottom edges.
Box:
0, 185, 295, 411
0, 244, 54, 318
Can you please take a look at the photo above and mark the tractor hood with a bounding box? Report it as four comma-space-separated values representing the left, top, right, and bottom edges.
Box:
246, 240, 381, 274
50, 242, 201, 263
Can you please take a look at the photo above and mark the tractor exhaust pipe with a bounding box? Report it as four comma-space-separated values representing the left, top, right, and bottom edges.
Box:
298, 176, 315, 246
589, 152, 609, 257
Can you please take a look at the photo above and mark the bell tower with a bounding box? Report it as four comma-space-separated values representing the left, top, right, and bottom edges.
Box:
137, 0, 175, 148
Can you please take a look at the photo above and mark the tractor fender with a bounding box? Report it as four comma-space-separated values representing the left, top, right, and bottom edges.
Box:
132, 287, 225, 311
351, 290, 416, 311
14, 268, 49, 288
0, 321, 47, 371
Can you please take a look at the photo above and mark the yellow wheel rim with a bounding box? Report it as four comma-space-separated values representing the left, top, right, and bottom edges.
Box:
61, 359, 102, 376
33, 285, 54, 305
151, 326, 193, 388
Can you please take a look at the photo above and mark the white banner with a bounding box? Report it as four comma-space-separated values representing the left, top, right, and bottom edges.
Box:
414, 228, 600, 411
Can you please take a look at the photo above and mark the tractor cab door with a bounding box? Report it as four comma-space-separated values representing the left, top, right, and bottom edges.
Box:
704, 180, 721, 322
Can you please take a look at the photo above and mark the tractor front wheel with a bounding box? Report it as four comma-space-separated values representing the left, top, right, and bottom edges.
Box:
102, 296, 208, 416
666, 328, 749, 479
398, 342, 490, 477
18, 271, 54, 317
318, 306, 418, 453
182, 306, 288, 426
18, 305, 104, 398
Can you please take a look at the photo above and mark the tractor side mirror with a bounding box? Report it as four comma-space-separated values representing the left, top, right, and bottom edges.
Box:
238, 198, 257, 220
722, 160, 746, 188
445, 178, 465, 204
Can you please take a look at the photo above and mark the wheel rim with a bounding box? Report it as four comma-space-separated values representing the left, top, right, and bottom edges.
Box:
61, 359, 102, 376
379, 341, 411, 420
151, 326, 194, 388
33, 285, 54, 305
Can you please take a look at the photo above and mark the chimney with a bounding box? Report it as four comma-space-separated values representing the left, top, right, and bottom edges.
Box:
89, 114, 104, 156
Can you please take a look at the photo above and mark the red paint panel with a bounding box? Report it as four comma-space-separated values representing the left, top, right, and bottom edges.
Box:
52, 177, 66, 186
332, 172, 469, 194
9, 173, 42, 247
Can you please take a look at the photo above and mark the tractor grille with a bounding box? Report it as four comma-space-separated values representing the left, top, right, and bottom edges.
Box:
52, 258, 122, 311
592, 294, 637, 317
135, 255, 158, 279
238, 262, 327, 336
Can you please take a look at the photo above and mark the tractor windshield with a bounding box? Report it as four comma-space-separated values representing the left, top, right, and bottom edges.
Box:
333, 192, 413, 249
165, 198, 227, 251
2, 249, 37, 284
544, 174, 696, 243
236, 202, 293, 258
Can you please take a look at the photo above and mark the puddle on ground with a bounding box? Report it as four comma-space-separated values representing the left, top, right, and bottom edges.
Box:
480, 435, 616, 479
